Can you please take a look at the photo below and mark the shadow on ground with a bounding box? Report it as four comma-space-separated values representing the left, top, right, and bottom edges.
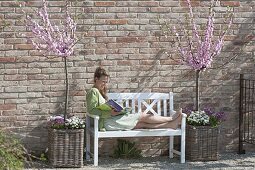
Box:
25, 152, 255, 170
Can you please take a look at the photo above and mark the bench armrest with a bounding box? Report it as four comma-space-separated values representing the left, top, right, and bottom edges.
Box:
181, 113, 187, 130
86, 113, 100, 120
86, 113, 99, 132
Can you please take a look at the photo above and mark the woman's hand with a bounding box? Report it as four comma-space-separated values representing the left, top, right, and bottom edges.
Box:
111, 109, 120, 116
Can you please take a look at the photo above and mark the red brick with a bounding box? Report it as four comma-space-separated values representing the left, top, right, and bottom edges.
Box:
0, 116, 17, 122
28, 74, 49, 80
4, 38, 27, 44
1, 1, 22, 7
95, 48, 118, 54
26, 1, 43, 7
2, 110, 20, 116
180, 0, 200, 7
96, 37, 116, 43
161, 59, 180, 65
117, 60, 132, 66
116, 37, 145, 43
0, 45, 12, 50
0, 32, 14, 38
84, 7, 106, 13
129, 7, 147, 13
140, 60, 155, 65
224, 35, 236, 41
151, 7, 170, 13
0, 57, 16, 63
48, 1, 66, 7
0, 7, 15, 12
95, 2, 115, 7
4, 75, 27, 81
0, 104, 16, 110
87, 31, 107, 37
221, 1, 240, 7
106, 19, 128, 25
139, 1, 159, 7
14, 44, 33, 50
4, 14, 23, 19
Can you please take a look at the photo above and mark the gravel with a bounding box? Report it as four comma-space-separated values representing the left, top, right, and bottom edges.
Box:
26, 152, 255, 170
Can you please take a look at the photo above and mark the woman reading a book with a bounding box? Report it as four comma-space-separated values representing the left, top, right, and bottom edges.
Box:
86, 67, 182, 131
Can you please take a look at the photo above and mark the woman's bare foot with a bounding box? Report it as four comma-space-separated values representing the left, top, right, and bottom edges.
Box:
171, 112, 183, 129
169, 108, 182, 121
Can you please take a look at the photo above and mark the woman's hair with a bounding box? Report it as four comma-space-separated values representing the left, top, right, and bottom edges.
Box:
94, 67, 109, 99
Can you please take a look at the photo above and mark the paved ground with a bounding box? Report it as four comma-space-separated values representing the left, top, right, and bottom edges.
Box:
26, 152, 255, 170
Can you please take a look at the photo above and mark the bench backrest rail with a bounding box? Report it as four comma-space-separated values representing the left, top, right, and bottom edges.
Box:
108, 92, 174, 116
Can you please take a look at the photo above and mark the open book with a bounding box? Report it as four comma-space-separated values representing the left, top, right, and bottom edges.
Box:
97, 99, 124, 112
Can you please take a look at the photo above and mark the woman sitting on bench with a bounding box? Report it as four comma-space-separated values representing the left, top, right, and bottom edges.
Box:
86, 67, 182, 131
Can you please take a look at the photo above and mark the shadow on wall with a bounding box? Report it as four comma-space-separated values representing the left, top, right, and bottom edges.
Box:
106, 49, 165, 93
198, 12, 255, 152
9, 120, 48, 157
10, 75, 87, 156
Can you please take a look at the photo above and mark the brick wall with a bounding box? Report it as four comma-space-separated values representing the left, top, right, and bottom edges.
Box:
0, 0, 254, 156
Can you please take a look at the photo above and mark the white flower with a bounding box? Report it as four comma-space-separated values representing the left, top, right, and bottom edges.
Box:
48, 115, 85, 129
66, 116, 85, 129
187, 110, 210, 126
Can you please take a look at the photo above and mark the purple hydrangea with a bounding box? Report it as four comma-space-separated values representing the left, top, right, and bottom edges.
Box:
203, 107, 227, 123
184, 106, 227, 127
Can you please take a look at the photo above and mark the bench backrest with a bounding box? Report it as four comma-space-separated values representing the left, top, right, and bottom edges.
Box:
108, 92, 174, 116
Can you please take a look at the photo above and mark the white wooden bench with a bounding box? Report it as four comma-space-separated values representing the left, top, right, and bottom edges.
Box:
86, 92, 187, 166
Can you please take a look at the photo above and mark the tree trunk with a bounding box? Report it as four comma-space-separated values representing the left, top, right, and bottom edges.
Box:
64, 57, 69, 122
195, 70, 200, 111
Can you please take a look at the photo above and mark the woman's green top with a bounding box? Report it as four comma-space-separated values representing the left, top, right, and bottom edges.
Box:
86, 87, 140, 131
86, 87, 111, 130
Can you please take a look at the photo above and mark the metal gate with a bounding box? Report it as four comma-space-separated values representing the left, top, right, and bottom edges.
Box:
239, 74, 255, 153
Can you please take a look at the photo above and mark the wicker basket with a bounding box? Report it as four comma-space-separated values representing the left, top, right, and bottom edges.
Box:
186, 125, 219, 161
48, 128, 84, 167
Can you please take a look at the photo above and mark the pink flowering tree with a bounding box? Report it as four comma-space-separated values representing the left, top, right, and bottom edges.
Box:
160, 0, 233, 110
25, 0, 77, 121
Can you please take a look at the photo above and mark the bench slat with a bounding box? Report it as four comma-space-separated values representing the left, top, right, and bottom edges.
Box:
108, 93, 171, 99
164, 99, 167, 116
98, 128, 182, 138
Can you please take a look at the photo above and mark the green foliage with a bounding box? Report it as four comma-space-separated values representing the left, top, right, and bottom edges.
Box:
0, 130, 25, 170
40, 153, 47, 161
113, 139, 142, 159
209, 116, 219, 127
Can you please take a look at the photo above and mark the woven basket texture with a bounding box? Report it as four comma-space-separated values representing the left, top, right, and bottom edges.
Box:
186, 125, 219, 161
48, 128, 84, 167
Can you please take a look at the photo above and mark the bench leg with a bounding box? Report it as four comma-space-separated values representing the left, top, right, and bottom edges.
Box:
169, 136, 174, 158
86, 128, 90, 160
86, 118, 90, 160
94, 133, 99, 166
181, 132, 185, 163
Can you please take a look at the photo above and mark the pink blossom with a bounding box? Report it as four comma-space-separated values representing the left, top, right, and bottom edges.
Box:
171, 0, 233, 71
26, 0, 76, 58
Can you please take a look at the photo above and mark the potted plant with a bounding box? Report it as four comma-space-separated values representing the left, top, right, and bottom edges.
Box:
47, 115, 85, 167
20, 0, 87, 167
185, 108, 226, 161
24, 0, 77, 121
159, 0, 233, 161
